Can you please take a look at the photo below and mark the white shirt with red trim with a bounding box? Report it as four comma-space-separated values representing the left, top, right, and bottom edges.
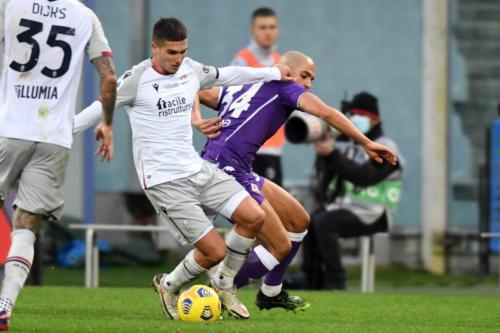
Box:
0, 0, 112, 148
81, 57, 281, 189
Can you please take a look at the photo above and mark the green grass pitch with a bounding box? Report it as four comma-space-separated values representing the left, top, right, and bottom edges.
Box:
8, 287, 500, 333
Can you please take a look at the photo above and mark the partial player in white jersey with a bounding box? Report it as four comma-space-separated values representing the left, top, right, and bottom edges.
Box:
0, 1, 117, 330
75, 17, 293, 320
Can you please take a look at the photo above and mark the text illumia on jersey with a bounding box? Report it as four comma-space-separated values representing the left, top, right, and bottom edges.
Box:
15, 85, 58, 100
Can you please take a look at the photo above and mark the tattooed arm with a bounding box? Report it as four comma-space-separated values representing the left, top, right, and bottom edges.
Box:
91, 55, 117, 126
90, 55, 116, 161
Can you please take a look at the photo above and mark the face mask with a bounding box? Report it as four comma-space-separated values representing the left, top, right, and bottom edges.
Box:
350, 115, 371, 134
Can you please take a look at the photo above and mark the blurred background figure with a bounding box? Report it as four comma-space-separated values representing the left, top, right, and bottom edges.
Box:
302, 92, 404, 290
231, 7, 285, 186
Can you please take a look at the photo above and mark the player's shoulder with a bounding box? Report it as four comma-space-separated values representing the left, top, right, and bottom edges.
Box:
182, 57, 218, 87
273, 80, 307, 94
127, 59, 152, 77
277, 80, 304, 89
182, 57, 211, 73
117, 59, 152, 88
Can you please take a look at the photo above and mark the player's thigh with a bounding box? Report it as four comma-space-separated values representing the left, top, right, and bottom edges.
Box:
262, 178, 310, 232
14, 142, 69, 219
229, 195, 265, 232
256, 199, 291, 260
198, 162, 253, 221
0, 138, 34, 202
145, 180, 215, 246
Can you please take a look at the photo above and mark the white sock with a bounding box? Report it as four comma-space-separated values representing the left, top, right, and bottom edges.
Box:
261, 283, 283, 297
162, 249, 206, 293
1, 229, 36, 312
289, 230, 308, 242
254, 245, 280, 271
214, 228, 255, 289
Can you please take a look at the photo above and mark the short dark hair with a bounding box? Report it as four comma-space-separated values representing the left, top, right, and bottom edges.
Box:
153, 17, 187, 43
251, 7, 277, 22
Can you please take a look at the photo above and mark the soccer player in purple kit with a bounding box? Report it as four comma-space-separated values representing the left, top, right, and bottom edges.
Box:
196, 50, 398, 311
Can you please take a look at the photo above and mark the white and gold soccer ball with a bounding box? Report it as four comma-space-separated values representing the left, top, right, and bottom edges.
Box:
177, 285, 221, 323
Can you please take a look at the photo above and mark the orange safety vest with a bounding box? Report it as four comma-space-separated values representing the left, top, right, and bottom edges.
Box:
0, 209, 11, 264
234, 48, 285, 152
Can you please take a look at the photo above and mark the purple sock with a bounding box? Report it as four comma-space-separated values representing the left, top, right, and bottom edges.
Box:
234, 250, 271, 288
264, 241, 301, 286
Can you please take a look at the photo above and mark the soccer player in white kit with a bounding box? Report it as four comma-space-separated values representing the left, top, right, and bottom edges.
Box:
0, 0, 117, 330
75, 17, 293, 320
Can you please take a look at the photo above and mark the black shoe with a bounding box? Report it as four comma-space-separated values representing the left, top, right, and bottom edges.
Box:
255, 289, 310, 312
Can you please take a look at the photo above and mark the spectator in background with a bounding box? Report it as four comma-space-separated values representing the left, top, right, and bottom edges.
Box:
302, 92, 404, 290
231, 7, 285, 186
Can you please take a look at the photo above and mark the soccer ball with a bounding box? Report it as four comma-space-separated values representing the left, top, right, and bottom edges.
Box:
177, 285, 221, 323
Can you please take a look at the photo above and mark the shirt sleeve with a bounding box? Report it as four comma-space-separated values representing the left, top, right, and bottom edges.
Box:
85, 9, 112, 60
114, 66, 141, 108
73, 100, 102, 135
184, 58, 219, 89
186, 57, 281, 90
279, 82, 308, 109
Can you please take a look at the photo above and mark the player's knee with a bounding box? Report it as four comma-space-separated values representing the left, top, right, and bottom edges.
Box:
246, 207, 265, 233
12, 208, 40, 232
285, 208, 310, 233
299, 211, 311, 230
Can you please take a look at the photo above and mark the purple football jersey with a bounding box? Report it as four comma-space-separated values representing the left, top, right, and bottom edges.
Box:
202, 81, 306, 170
201, 81, 307, 203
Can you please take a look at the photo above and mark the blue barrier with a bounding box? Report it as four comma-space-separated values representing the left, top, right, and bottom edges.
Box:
489, 120, 500, 253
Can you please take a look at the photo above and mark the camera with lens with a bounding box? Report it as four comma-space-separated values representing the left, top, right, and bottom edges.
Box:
285, 99, 349, 144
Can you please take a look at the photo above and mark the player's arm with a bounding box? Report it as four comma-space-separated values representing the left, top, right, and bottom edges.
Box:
187, 58, 293, 90
91, 56, 117, 126
298, 92, 398, 165
74, 64, 140, 160
198, 88, 221, 110
73, 100, 103, 135
192, 90, 222, 139
89, 56, 116, 161
85, 9, 116, 161
214, 64, 293, 87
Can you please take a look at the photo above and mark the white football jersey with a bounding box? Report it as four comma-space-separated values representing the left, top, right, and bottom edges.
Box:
116, 57, 221, 189
72, 56, 281, 188
0, 0, 111, 148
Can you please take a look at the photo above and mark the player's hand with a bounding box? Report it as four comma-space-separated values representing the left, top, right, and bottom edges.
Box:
363, 141, 398, 165
274, 64, 295, 81
94, 123, 114, 162
195, 117, 222, 139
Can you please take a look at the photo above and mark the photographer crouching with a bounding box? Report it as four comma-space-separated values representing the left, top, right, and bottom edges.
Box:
295, 92, 404, 290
